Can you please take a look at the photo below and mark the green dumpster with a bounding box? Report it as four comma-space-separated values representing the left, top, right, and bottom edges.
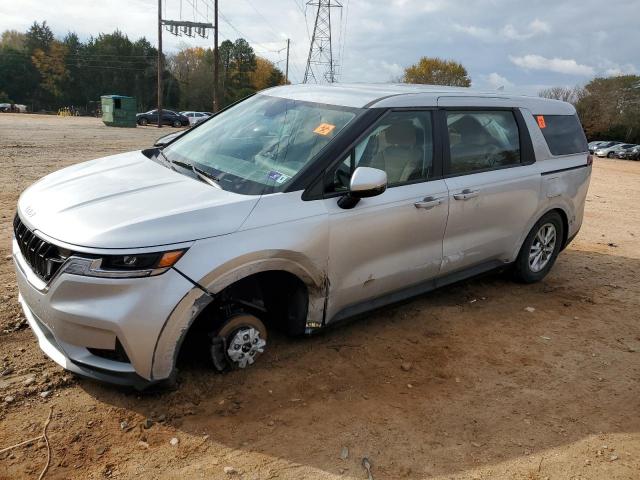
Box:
101, 95, 137, 128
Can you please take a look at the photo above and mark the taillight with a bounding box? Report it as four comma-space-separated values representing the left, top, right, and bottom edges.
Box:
587, 154, 593, 166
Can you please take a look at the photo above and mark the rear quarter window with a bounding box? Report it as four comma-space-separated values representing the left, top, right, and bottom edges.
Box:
535, 114, 588, 156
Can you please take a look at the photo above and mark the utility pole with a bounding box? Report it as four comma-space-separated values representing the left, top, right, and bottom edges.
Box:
157, 0, 163, 128
285, 38, 290, 84
213, 0, 219, 112
303, 0, 342, 84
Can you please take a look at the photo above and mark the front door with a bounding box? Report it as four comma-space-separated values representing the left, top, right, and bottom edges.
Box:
323, 110, 450, 322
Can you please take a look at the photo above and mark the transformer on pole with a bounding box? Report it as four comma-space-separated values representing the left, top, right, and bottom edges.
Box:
303, 0, 342, 84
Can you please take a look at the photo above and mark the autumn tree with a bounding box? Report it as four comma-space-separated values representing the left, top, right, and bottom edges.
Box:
0, 30, 26, 50
169, 47, 214, 111
250, 57, 285, 91
402, 57, 471, 87
31, 40, 68, 99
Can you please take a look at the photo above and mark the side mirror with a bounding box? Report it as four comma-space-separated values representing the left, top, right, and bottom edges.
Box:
337, 166, 387, 209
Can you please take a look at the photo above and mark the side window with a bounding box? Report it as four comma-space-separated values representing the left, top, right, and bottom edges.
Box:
330, 111, 434, 192
535, 114, 588, 156
446, 110, 520, 175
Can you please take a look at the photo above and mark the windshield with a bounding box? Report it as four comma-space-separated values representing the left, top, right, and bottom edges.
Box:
163, 94, 361, 195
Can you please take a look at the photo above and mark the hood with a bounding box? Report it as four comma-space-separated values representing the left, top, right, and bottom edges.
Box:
18, 150, 260, 249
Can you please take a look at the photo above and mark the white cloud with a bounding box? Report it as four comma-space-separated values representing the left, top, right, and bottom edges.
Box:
509, 54, 595, 76
453, 24, 495, 41
484, 72, 514, 89
530, 19, 551, 34
379, 60, 404, 79
456, 19, 550, 42
502, 19, 550, 40
391, 0, 447, 12
604, 63, 637, 76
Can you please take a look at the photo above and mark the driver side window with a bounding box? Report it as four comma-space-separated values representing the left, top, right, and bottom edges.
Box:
329, 111, 434, 192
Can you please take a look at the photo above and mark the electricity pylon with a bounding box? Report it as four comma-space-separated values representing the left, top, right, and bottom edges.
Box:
303, 0, 342, 84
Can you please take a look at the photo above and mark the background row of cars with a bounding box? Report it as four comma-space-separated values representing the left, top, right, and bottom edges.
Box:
588, 141, 640, 160
136, 109, 211, 127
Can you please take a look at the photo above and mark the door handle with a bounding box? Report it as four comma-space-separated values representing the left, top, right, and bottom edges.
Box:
414, 196, 444, 210
453, 189, 479, 201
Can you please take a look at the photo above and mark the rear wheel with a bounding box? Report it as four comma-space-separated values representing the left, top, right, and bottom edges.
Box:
514, 211, 564, 283
607, 152, 615, 158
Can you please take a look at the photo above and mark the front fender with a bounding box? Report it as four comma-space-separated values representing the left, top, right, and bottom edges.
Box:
150, 251, 327, 380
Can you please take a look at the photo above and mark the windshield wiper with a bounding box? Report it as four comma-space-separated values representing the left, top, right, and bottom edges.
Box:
191, 164, 222, 189
158, 149, 221, 189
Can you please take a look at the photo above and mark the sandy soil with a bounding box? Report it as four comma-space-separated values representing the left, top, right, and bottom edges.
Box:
0, 113, 639, 480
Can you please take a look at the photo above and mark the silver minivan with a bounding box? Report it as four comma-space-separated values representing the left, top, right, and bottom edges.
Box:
13, 84, 591, 388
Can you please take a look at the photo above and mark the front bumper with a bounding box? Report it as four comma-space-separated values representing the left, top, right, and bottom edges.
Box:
13, 237, 194, 387
19, 294, 153, 389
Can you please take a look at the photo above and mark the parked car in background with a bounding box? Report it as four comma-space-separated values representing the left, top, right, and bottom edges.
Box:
180, 111, 211, 126
588, 141, 604, 153
590, 140, 619, 154
595, 142, 632, 158
136, 109, 189, 127
0, 103, 27, 113
616, 145, 640, 160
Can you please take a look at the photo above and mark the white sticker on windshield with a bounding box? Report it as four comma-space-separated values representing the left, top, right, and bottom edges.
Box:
267, 170, 290, 184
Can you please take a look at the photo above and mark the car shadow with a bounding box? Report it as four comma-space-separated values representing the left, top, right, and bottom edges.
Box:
80, 248, 640, 478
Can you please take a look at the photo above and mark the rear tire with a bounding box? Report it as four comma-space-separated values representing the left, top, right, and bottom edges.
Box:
607, 152, 615, 158
513, 211, 564, 283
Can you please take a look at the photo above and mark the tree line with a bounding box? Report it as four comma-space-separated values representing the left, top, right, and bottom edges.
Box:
540, 76, 640, 143
0, 21, 285, 113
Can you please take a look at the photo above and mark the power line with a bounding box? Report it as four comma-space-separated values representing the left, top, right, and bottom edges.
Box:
241, 0, 282, 41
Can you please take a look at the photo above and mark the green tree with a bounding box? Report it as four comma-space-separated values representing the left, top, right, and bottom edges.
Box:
0, 24, 176, 112
576, 75, 640, 142
25, 21, 54, 53
0, 44, 39, 107
216, 38, 257, 107
402, 57, 471, 87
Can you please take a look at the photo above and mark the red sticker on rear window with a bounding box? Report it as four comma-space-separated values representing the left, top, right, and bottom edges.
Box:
536, 115, 546, 129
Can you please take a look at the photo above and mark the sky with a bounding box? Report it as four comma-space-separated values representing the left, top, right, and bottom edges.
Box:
2, 0, 638, 95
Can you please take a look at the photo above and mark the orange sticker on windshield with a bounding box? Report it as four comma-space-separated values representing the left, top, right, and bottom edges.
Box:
536, 115, 546, 129
313, 123, 336, 136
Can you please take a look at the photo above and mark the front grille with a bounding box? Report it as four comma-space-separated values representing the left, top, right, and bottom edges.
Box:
13, 214, 67, 282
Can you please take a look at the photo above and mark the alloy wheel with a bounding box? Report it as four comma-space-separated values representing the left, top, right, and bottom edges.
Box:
529, 222, 556, 273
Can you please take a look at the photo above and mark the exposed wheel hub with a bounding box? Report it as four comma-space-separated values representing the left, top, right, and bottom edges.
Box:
226, 326, 266, 368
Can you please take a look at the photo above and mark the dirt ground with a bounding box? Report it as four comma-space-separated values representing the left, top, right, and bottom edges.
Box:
0, 113, 639, 480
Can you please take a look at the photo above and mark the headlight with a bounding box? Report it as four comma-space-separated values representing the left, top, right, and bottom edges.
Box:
60, 249, 187, 279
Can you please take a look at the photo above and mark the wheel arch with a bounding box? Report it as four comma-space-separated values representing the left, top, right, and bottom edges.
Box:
512, 205, 571, 262
150, 251, 327, 380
